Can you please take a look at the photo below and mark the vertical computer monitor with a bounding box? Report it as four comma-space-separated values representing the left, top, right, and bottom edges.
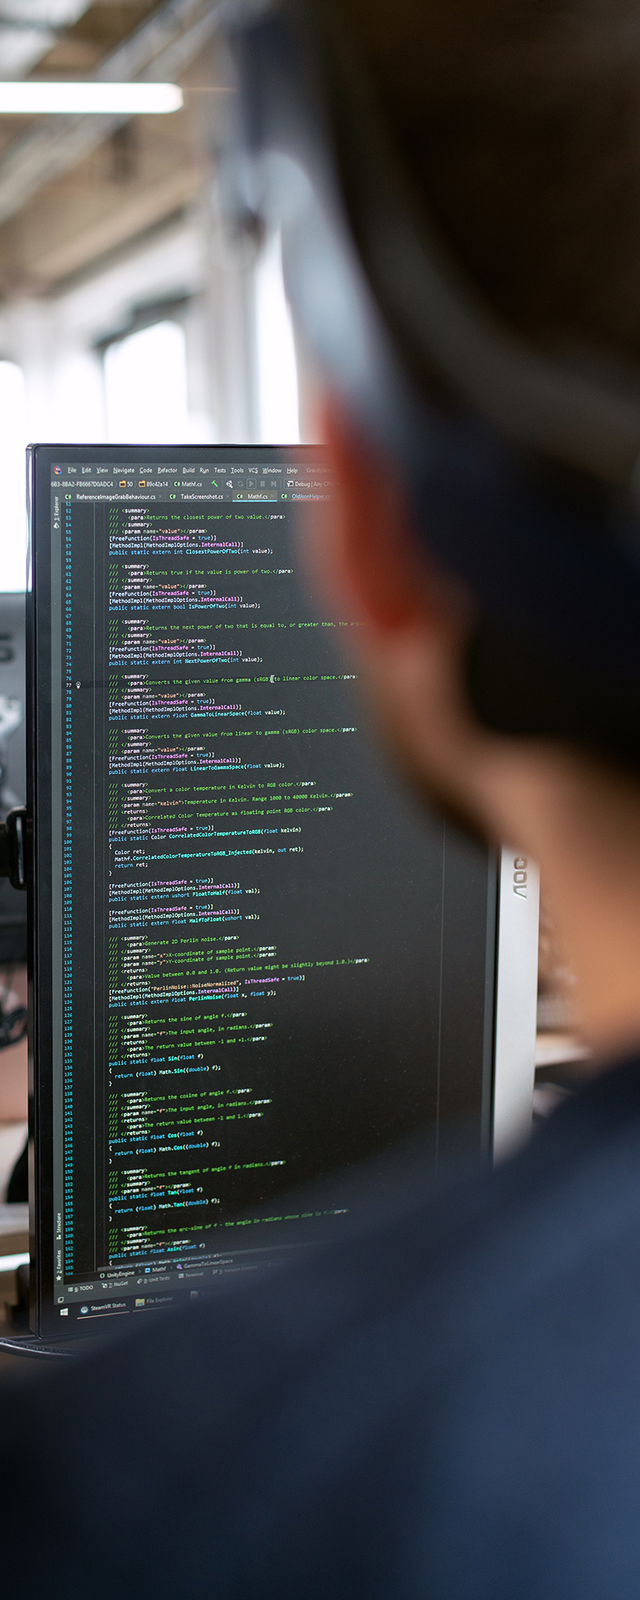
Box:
25, 445, 537, 1343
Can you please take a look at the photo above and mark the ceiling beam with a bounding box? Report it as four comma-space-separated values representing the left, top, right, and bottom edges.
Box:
0, 0, 227, 228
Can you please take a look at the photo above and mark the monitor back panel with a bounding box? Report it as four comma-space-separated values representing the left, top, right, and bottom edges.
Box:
28, 445, 497, 1341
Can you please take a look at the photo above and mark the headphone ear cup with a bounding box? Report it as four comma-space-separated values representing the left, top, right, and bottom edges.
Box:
465, 619, 640, 773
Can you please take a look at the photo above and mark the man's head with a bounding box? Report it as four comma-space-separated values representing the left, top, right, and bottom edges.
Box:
323, 0, 640, 368
226, 0, 640, 1060
313, 402, 640, 1064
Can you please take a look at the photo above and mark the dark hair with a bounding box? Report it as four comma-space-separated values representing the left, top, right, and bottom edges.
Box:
335, 0, 640, 368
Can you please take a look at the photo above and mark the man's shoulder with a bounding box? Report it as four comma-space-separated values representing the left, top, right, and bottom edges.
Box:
10, 1056, 640, 1599
226, 1051, 640, 1369
51, 1051, 640, 1414
58, 1053, 640, 1467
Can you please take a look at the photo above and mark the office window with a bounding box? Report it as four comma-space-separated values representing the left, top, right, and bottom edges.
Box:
104, 319, 192, 444
255, 232, 300, 444
0, 361, 27, 592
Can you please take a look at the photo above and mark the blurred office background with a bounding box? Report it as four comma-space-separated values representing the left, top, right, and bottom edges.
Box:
0, 0, 303, 595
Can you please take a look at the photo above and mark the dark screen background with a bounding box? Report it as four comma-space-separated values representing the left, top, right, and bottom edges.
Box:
47, 449, 494, 1288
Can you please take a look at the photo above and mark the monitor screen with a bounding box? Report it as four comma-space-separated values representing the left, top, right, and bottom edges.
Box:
28, 445, 497, 1339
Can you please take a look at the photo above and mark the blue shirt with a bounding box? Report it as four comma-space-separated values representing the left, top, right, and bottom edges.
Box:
4, 1055, 640, 1597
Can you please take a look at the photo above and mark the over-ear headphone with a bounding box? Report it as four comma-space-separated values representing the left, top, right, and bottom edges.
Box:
223, 0, 640, 768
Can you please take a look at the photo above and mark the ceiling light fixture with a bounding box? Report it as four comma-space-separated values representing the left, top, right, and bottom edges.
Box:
0, 81, 183, 115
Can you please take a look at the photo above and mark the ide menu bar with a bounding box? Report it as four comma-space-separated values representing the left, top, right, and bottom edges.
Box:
50, 461, 333, 503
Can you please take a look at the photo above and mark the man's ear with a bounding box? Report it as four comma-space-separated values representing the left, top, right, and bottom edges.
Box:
319, 401, 461, 636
